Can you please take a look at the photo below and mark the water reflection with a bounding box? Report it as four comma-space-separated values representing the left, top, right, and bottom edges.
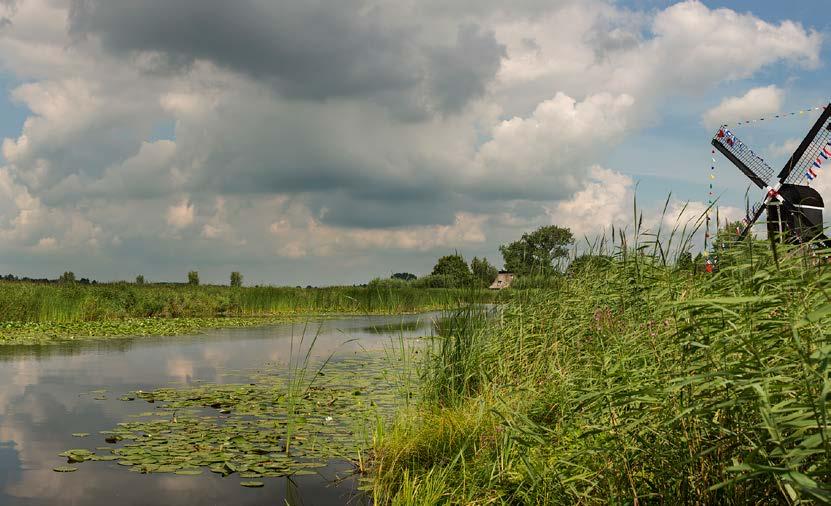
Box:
0, 313, 436, 505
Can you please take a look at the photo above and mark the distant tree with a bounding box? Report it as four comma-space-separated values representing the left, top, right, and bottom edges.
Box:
566, 254, 613, 276
470, 257, 498, 286
59, 271, 76, 284
391, 272, 417, 282
230, 271, 243, 287
187, 271, 200, 286
369, 277, 409, 289
412, 274, 456, 289
715, 220, 747, 248
676, 251, 693, 272
500, 225, 574, 276
693, 252, 705, 274
431, 253, 471, 287
135, 275, 145, 285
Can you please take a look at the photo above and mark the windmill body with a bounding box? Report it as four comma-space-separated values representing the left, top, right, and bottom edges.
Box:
711, 103, 831, 248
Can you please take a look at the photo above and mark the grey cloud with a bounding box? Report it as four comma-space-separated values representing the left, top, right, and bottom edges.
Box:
308, 191, 456, 229
68, 0, 504, 115
584, 12, 646, 63
427, 24, 505, 113
0, 0, 17, 28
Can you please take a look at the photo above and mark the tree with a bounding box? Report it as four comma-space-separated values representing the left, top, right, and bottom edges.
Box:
59, 271, 76, 284
187, 271, 200, 286
431, 253, 471, 287
391, 272, 417, 282
230, 271, 243, 287
470, 257, 498, 286
676, 251, 693, 272
715, 220, 746, 248
500, 225, 574, 276
566, 254, 613, 276
135, 275, 145, 285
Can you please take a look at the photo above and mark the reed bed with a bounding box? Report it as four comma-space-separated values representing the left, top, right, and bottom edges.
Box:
0, 283, 492, 323
373, 226, 831, 503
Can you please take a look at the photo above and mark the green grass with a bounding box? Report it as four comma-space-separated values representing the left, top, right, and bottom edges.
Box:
0, 282, 490, 322
372, 236, 831, 504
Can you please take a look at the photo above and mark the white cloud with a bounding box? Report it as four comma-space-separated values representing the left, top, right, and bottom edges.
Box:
767, 138, 801, 158
166, 198, 194, 230
473, 92, 635, 199
702, 85, 784, 129
547, 166, 634, 238
34, 236, 57, 251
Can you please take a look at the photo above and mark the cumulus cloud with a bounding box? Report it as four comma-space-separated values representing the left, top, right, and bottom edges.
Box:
547, 166, 634, 238
702, 86, 784, 129
166, 198, 194, 230
548, 167, 743, 248
768, 138, 801, 158
474, 92, 635, 200
0, 0, 824, 282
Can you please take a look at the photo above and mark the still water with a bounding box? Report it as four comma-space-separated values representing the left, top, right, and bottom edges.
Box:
0, 314, 436, 505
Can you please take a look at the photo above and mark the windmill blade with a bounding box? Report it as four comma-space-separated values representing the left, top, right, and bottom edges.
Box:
779, 103, 831, 183
711, 130, 774, 189
738, 198, 767, 240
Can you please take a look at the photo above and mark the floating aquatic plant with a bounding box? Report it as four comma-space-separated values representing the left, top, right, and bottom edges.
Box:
59, 350, 419, 483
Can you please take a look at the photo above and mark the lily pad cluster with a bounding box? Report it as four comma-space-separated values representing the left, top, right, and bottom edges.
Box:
58, 352, 419, 482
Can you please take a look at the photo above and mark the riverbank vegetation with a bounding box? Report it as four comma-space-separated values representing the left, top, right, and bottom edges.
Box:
0, 283, 495, 343
372, 236, 831, 503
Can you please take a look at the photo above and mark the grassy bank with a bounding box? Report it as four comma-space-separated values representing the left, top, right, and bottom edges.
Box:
372, 240, 831, 504
0, 283, 495, 343
0, 283, 493, 322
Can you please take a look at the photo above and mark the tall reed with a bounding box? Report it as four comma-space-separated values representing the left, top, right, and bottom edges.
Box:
0, 283, 492, 323
373, 204, 831, 504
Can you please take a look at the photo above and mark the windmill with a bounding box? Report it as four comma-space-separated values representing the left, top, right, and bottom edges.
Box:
711, 104, 831, 248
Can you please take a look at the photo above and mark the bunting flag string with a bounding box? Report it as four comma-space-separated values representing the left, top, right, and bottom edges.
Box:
805, 140, 831, 182
705, 146, 715, 244
719, 105, 826, 128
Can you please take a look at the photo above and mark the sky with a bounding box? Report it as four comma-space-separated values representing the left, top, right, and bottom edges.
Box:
0, 0, 830, 285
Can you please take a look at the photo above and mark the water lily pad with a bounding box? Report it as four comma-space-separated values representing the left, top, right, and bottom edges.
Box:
53, 466, 78, 473
59, 350, 419, 479
90, 455, 119, 462
240, 481, 264, 488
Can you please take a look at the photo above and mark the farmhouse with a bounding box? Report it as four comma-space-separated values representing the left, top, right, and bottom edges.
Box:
489, 272, 514, 290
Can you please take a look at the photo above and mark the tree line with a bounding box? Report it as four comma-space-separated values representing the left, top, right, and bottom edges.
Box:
372, 224, 579, 289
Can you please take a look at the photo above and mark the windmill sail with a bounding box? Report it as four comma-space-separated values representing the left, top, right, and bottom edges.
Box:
738, 198, 767, 239
780, 105, 831, 185
711, 129, 775, 189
